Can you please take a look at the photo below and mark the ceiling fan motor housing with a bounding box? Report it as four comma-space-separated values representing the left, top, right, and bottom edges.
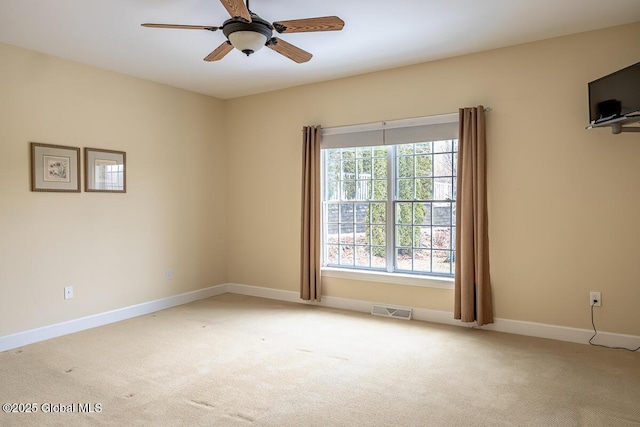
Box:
222, 13, 273, 55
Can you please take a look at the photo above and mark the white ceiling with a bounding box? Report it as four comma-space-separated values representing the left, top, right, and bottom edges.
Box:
1, 0, 639, 99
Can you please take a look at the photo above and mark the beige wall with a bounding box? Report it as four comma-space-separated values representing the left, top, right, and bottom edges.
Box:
0, 43, 228, 336
225, 22, 640, 336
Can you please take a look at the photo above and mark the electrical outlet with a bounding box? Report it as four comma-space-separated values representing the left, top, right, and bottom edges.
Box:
64, 285, 74, 300
590, 291, 601, 307
166, 269, 174, 280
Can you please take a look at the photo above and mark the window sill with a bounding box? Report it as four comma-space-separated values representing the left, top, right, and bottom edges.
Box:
321, 267, 454, 290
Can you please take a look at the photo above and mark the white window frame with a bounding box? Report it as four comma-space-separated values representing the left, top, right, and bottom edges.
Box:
320, 113, 458, 289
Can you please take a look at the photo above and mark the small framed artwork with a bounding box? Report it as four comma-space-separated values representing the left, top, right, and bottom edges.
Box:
30, 142, 81, 192
85, 148, 126, 193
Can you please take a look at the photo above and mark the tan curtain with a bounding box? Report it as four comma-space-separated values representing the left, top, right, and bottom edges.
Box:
300, 125, 322, 301
455, 107, 493, 326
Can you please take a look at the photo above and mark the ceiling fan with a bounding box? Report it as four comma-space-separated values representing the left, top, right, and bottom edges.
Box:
142, 0, 344, 63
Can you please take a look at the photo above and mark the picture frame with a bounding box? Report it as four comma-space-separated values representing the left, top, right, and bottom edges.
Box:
30, 142, 81, 192
84, 148, 126, 193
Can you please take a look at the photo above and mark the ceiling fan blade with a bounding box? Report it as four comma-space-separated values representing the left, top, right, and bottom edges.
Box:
272, 16, 344, 33
142, 23, 219, 31
219, 0, 251, 22
204, 41, 234, 61
267, 38, 312, 63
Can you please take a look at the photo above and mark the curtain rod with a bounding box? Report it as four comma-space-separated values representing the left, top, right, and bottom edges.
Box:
460, 107, 492, 112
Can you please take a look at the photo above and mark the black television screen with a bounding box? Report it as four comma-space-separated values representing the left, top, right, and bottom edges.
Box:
588, 61, 640, 123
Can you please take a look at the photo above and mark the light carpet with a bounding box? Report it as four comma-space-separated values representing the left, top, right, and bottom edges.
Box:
1, 293, 639, 426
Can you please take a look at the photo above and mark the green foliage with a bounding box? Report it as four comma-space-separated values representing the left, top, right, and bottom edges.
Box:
370, 201, 386, 247
393, 144, 436, 249
368, 148, 389, 249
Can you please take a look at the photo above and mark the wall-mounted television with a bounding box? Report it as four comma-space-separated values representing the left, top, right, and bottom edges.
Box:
588, 61, 640, 124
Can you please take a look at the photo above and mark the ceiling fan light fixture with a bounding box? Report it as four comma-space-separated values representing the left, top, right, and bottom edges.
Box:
228, 31, 268, 55
223, 14, 273, 56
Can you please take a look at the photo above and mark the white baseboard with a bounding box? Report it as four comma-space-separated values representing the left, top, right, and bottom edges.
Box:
2, 282, 639, 353
0, 284, 228, 353
227, 283, 640, 351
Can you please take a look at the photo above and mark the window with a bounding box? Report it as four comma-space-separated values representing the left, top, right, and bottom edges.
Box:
321, 115, 458, 278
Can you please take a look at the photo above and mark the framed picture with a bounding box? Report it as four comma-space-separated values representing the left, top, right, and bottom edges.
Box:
84, 148, 126, 193
30, 142, 81, 192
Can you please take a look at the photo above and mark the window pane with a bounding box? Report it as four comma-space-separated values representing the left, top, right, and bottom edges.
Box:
327, 204, 339, 222
326, 181, 339, 201
342, 159, 355, 177
396, 203, 413, 225
373, 158, 387, 179
396, 226, 412, 247
414, 249, 432, 272
339, 203, 354, 245
355, 246, 370, 267
327, 161, 340, 181
398, 156, 414, 179
356, 180, 372, 200
373, 180, 387, 200
433, 203, 452, 226
453, 152, 458, 176
433, 140, 452, 153
354, 203, 370, 223
342, 181, 356, 200
416, 226, 432, 248
415, 155, 432, 177
357, 159, 372, 177
373, 147, 388, 157
434, 153, 453, 177
414, 203, 431, 225
371, 225, 386, 246
357, 147, 372, 158
451, 248, 456, 273
341, 147, 356, 159
371, 203, 386, 224
416, 178, 432, 200
396, 248, 412, 270
339, 203, 354, 223
433, 250, 452, 274
328, 149, 341, 162
398, 144, 414, 155
398, 179, 414, 200
434, 178, 453, 201
452, 227, 456, 249
363, 225, 372, 245
433, 227, 451, 249
326, 245, 339, 264
372, 247, 386, 268
339, 225, 354, 244
327, 223, 339, 244
413, 226, 422, 247
453, 177, 457, 200
415, 142, 432, 154
339, 245, 354, 266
